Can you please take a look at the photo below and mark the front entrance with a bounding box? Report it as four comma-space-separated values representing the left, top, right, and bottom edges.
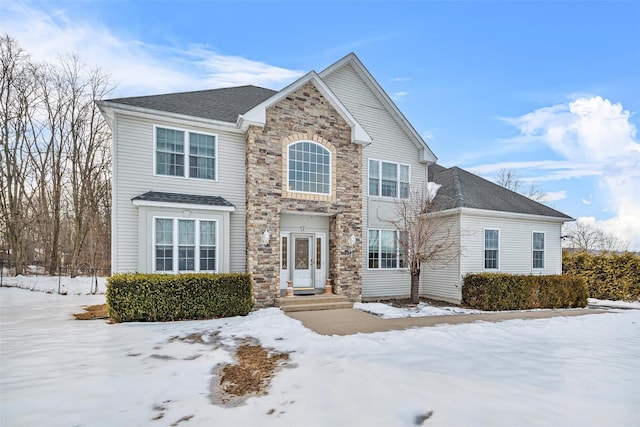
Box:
292, 235, 313, 288
280, 231, 327, 291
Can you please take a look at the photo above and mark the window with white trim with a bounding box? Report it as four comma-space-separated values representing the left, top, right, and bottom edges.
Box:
368, 229, 406, 269
532, 232, 545, 269
155, 126, 216, 180
484, 229, 499, 269
154, 217, 217, 272
287, 141, 331, 194
369, 159, 410, 199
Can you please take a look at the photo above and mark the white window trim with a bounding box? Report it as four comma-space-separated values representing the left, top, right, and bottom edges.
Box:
152, 216, 219, 273
532, 231, 546, 270
153, 124, 218, 182
286, 140, 332, 196
367, 228, 407, 270
368, 158, 411, 199
483, 228, 500, 271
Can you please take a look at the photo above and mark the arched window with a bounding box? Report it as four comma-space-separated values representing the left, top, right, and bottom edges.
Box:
287, 141, 331, 194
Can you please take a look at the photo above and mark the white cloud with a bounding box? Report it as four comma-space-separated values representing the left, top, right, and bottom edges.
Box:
422, 130, 434, 141
1, 2, 303, 96
392, 91, 409, 100
498, 96, 640, 250
581, 195, 593, 205
539, 191, 566, 203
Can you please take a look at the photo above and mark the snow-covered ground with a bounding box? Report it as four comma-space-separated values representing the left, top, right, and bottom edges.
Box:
1, 284, 639, 427
355, 301, 482, 318
588, 298, 640, 310
0, 274, 108, 295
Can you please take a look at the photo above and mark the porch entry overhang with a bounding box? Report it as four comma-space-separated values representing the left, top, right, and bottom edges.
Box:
280, 213, 329, 292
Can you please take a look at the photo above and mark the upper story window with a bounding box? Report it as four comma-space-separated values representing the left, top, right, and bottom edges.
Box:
484, 229, 499, 269
369, 159, 410, 199
155, 126, 216, 180
287, 141, 331, 194
532, 232, 545, 269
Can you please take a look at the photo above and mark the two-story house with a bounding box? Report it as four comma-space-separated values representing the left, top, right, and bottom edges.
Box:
98, 53, 572, 308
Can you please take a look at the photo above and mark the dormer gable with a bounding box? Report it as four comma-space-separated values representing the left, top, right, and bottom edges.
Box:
237, 71, 372, 145
320, 53, 437, 164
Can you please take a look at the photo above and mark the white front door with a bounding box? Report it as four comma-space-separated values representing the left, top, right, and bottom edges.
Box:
292, 235, 313, 288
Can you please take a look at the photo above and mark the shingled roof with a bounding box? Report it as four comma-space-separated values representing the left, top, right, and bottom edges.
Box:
132, 191, 234, 208
429, 164, 572, 220
104, 85, 277, 123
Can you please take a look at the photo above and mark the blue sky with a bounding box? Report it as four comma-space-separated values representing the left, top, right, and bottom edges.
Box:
2, 0, 639, 249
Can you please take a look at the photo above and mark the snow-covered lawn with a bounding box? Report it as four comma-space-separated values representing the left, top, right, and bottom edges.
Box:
1, 285, 639, 427
0, 273, 108, 295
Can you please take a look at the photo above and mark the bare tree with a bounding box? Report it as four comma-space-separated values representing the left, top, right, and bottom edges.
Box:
1, 34, 113, 276
0, 35, 40, 273
563, 219, 629, 253
385, 185, 458, 304
494, 168, 544, 202
53, 56, 114, 276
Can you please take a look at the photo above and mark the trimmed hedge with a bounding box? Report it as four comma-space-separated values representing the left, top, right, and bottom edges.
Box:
563, 251, 640, 301
462, 273, 588, 311
106, 273, 253, 322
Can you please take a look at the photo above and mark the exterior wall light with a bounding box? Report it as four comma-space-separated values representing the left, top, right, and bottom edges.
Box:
261, 230, 270, 247
348, 233, 357, 254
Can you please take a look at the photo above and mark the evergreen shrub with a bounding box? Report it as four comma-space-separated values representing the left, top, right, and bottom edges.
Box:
462, 273, 588, 311
106, 273, 253, 322
563, 251, 640, 301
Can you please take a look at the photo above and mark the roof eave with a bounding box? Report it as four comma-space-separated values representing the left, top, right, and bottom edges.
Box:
459, 207, 573, 222
131, 198, 235, 212
97, 100, 243, 132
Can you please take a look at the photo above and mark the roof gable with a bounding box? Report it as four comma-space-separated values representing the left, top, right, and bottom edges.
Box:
238, 71, 372, 145
430, 164, 573, 220
320, 53, 437, 163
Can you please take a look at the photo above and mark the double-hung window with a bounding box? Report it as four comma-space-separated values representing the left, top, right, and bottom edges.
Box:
369, 159, 410, 199
532, 232, 545, 269
368, 229, 406, 269
155, 126, 216, 180
484, 229, 499, 269
154, 217, 217, 273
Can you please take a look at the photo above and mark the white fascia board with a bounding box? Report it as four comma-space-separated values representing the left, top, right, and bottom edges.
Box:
132, 199, 236, 212
97, 101, 244, 134
459, 207, 573, 223
319, 53, 438, 163
238, 71, 372, 145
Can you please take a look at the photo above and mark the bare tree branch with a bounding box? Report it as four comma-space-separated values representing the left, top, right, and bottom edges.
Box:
381, 184, 460, 304
563, 219, 629, 253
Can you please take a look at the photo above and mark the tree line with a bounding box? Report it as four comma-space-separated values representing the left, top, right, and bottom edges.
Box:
1, 35, 113, 276
494, 168, 629, 252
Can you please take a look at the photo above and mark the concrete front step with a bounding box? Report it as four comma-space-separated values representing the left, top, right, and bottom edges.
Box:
275, 295, 353, 312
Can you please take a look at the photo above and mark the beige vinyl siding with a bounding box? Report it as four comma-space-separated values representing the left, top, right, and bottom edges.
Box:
459, 212, 564, 276
324, 62, 428, 298
112, 113, 247, 273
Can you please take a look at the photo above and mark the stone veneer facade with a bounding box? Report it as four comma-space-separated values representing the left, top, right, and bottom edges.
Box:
246, 81, 363, 308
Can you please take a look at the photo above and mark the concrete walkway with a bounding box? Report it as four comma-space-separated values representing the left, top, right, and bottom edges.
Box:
286, 307, 608, 336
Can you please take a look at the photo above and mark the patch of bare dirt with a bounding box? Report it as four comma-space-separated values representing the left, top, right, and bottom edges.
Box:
73, 304, 108, 320
211, 342, 290, 407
